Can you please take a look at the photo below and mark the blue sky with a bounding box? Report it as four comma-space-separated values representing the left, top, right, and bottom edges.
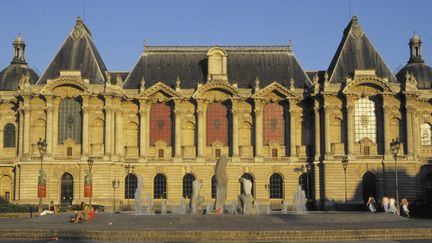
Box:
1, 0, 431, 75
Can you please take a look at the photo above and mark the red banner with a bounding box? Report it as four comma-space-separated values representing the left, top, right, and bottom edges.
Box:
84, 185, 92, 197
37, 185, 46, 198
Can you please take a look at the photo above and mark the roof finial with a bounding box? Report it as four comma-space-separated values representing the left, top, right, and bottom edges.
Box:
409, 31, 424, 63
143, 39, 147, 52
290, 77, 295, 90
140, 77, 145, 93
176, 76, 181, 91
12, 33, 27, 65
287, 39, 293, 53
255, 76, 260, 91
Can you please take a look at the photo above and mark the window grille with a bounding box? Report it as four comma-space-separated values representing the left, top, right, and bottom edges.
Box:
182, 173, 195, 199
269, 173, 284, 199
211, 175, 216, 199
58, 99, 82, 144
264, 103, 285, 145
150, 103, 172, 145
206, 103, 228, 145
154, 174, 167, 199
3, 123, 16, 148
125, 174, 137, 199
354, 98, 376, 143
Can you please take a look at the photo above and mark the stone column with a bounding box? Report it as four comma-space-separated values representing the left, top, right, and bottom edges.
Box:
383, 104, 391, 156
197, 101, 207, 157
18, 106, 24, 156
82, 96, 89, 156
324, 105, 331, 157
290, 109, 297, 157
52, 98, 60, 156
254, 102, 263, 157
23, 101, 31, 157
232, 101, 239, 157
115, 108, 123, 156
314, 104, 321, 160
406, 106, 414, 156
45, 97, 53, 157
174, 103, 182, 157
139, 101, 147, 158
347, 104, 355, 155
104, 101, 112, 157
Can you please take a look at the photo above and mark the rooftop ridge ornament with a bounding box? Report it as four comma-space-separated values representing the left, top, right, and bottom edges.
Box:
350, 16, 363, 38
140, 77, 145, 93
175, 76, 181, 91
255, 76, 260, 92
287, 40, 293, 53
71, 16, 91, 39
290, 77, 295, 90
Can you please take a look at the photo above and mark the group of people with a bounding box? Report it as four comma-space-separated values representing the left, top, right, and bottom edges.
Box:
366, 195, 410, 217
39, 200, 96, 223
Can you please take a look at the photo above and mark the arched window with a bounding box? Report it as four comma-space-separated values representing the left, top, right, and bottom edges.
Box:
421, 123, 432, 146
269, 173, 284, 199
299, 173, 312, 200
154, 174, 167, 199
211, 175, 216, 199
3, 123, 16, 148
206, 103, 228, 145
354, 98, 376, 143
58, 98, 82, 144
263, 103, 285, 145
125, 174, 137, 199
182, 173, 195, 199
240, 173, 255, 197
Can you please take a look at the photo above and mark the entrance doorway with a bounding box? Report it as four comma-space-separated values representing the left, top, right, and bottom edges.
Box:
362, 171, 377, 203
425, 174, 432, 206
61, 173, 73, 205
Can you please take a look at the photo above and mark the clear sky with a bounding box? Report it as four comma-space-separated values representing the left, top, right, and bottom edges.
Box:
1, 0, 431, 75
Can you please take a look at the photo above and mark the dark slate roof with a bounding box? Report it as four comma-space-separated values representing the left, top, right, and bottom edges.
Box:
37, 17, 108, 85
123, 46, 312, 89
0, 64, 39, 90
396, 63, 432, 89
327, 16, 397, 83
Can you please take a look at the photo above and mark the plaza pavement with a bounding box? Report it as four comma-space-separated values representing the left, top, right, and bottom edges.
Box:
0, 212, 432, 242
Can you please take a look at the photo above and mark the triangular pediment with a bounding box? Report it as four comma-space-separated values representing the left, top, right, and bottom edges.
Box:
252, 82, 295, 100
142, 82, 182, 101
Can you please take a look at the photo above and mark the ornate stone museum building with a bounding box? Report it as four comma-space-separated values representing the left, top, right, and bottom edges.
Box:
0, 16, 432, 209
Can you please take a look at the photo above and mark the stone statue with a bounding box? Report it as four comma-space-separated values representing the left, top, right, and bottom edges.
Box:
190, 179, 204, 214
239, 178, 255, 215
214, 155, 228, 214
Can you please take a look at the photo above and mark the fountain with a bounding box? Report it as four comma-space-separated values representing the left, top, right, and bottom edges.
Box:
134, 176, 143, 214
161, 199, 167, 215
229, 200, 237, 214
180, 197, 187, 215
255, 201, 261, 215
293, 185, 307, 214
146, 192, 154, 215
282, 200, 288, 214
266, 204, 271, 214
206, 204, 212, 214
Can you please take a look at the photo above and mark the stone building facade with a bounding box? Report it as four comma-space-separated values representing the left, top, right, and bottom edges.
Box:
1, 16, 432, 210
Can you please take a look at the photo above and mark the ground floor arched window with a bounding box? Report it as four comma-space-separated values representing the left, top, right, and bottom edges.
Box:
154, 174, 167, 199
211, 175, 216, 199
125, 174, 137, 199
362, 171, 377, 203
182, 173, 195, 199
61, 173, 73, 205
269, 173, 284, 199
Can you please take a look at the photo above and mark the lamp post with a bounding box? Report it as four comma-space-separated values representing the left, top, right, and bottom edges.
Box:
300, 164, 312, 199
390, 138, 401, 216
87, 158, 94, 207
112, 179, 120, 213
124, 163, 135, 210
342, 156, 349, 204
37, 138, 47, 213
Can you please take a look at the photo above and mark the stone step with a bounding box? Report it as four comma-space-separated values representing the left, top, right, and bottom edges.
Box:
1, 228, 432, 242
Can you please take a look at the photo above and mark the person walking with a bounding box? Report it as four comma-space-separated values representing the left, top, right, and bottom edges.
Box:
401, 198, 410, 217
366, 196, 377, 213
389, 197, 397, 214
382, 196, 389, 213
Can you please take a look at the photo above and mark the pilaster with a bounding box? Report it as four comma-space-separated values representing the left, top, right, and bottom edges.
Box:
289, 107, 298, 157
314, 101, 321, 160
104, 98, 112, 159
22, 99, 31, 158
174, 101, 182, 158
254, 100, 264, 157
139, 100, 148, 160
383, 104, 391, 157
45, 96, 54, 157
231, 100, 240, 157
81, 95, 90, 158
324, 105, 332, 158
197, 101, 207, 158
